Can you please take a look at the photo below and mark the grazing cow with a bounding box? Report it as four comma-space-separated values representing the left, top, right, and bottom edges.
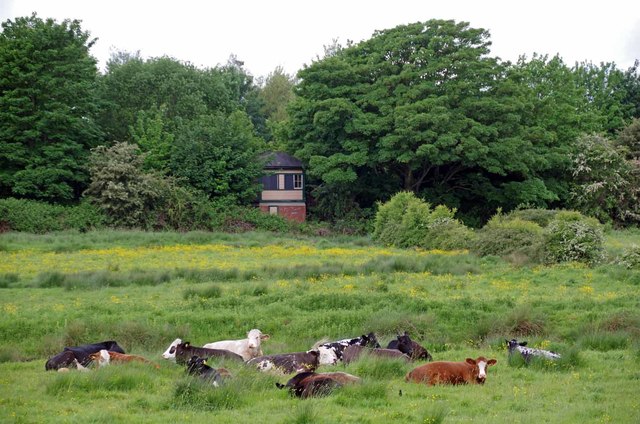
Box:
341, 344, 411, 365
186, 355, 229, 387
247, 350, 320, 374
203, 329, 270, 361
172, 342, 244, 365
387, 332, 433, 361
45, 340, 126, 370
506, 339, 561, 362
406, 356, 497, 385
89, 349, 160, 369
316, 332, 381, 365
275, 371, 344, 398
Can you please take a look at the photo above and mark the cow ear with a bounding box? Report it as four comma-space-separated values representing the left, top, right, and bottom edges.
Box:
465, 358, 476, 365
488, 359, 497, 366
520, 342, 528, 346
261, 334, 270, 340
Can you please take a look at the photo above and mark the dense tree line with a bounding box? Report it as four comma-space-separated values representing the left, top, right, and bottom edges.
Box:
0, 15, 638, 229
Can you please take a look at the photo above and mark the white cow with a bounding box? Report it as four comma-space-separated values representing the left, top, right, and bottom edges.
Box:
204, 329, 270, 361
506, 339, 561, 362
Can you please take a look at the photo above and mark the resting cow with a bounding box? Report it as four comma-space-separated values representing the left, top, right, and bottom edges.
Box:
506, 339, 561, 362
247, 350, 320, 374
406, 356, 497, 385
387, 332, 433, 361
203, 329, 269, 361
90, 349, 160, 369
186, 355, 230, 386
171, 341, 244, 364
316, 332, 381, 365
341, 344, 411, 365
45, 340, 125, 370
275, 371, 348, 398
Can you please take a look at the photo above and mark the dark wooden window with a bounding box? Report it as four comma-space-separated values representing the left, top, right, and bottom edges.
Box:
284, 174, 294, 190
262, 175, 278, 190
293, 174, 303, 189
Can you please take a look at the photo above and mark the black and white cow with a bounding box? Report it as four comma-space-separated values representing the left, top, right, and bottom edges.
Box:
341, 344, 411, 365
247, 350, 320, 374
387, 332, 433, 361
506, 339, 561, 362
186, 355, 228, 386
316, 332, 381, 365
275, 371, 359, 398
45, 340, 126, 370
171, 341, 244, 365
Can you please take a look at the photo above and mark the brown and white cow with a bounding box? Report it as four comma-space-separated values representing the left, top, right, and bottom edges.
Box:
90, 349, 160, 369
162, 340, 244, 364
405, 356, 497, 385
341, 344, 411, 365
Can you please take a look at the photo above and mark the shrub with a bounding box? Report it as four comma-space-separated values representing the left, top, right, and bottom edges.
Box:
543, 211, 605, 264
507, 208, 561, 227
0, 198, 105, 233
616, 244, 640, 269
473, 213, 544, 261
373, 192, 473, 250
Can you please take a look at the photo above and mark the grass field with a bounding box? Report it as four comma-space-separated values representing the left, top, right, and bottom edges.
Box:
0, 230, 639, 423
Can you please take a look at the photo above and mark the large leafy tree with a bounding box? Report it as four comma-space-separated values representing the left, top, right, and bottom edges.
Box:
288, 20, 554, 222
0, 14, 101, 201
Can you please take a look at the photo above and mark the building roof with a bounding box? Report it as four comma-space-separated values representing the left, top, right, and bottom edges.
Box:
262, 151, 304, 169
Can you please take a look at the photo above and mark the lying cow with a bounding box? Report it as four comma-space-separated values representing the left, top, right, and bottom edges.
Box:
316, 332, 381, 365
57, 358, 90, 373
90, 350, 160, 369
275, 371, 350, 398
247, 350, 320, 374
506, 339, 561, 362
341, 344, 411, 365
173, 341, 244, 365
45, 340, 126, 370
387, 332, 433, 361
406, 356, 497, 385
203, 329, 270, 361
186, 355, 231, 387
161, 339, 243, 364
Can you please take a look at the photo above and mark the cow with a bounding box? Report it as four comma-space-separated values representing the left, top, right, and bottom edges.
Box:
387, 332, 433, 361
186, 355, 230, 387
203, 329, 270, 361
172, 342, 244, 365
341, 344, 411, 365
405, 356, 497, 385
275, 371, 345, 398
247, 350, 320, 374
506, 339, 561, 362
57, 358, 90, 373
89, 349, 160, 369
45, 340, 126, 370
316, 332, 381, 365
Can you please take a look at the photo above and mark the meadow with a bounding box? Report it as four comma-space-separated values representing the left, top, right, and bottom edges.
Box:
0, 230, 639, 423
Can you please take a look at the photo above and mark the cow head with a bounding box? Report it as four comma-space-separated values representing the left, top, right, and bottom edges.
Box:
466, 357, 497, 384
506, 339, 528, 353
247, 329, 269, 349
318, 346, 339, 365
394, 332, 414, 357
362, 332, 381, 348
162, 338, 182, 360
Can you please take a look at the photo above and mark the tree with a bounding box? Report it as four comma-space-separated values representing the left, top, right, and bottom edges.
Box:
84, 142, 164, 228
169, 111, 265, 203
288, 20, 558, 223
129, 105, 174, 172
0, 14, 101, 202
259, 66, 296, 123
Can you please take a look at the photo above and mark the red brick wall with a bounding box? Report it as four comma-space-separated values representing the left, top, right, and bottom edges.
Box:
259, 205, 306, 222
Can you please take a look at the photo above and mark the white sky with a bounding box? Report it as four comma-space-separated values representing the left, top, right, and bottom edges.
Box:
1, 0, 639, 78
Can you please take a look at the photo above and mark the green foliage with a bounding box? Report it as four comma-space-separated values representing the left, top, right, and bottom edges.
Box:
543, 211, 605, 264
568, 133, 639, 225
373, 192, 473, 250
170, 112, 265, 203
84, 142, 166, 229
506, 208, 561, 227
473, 213, 544, 261
130, 106, 174, 172
0, 198, 105, 233
0, 14, 101, 202
616, 244, 640, 269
